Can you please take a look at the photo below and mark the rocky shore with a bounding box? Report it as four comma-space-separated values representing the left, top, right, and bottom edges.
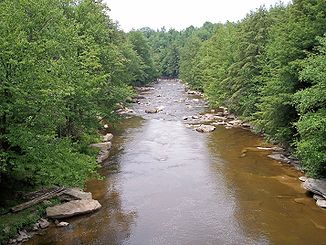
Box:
127, 79, 326, 210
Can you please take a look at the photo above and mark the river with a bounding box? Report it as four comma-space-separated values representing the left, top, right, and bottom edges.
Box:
27, 80, 326, 245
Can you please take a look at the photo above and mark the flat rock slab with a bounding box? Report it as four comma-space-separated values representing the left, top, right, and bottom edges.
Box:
303, 178, 326, 198
90, 142, 112, 150
64, 188, 92, 200
46, 200, 101, 219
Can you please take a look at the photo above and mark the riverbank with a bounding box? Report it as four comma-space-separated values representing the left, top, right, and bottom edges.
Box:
20, 79, 326, 244
0, 130, 115, 244
180, 81, 326, 209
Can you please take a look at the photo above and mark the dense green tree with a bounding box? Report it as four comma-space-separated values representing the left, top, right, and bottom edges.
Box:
294, 35, 326, 176
196, 23, 237, 105
128, 31, 157, 85
226, 7, 273, 118
0, 0, 156, 188
256, 0, 326, 144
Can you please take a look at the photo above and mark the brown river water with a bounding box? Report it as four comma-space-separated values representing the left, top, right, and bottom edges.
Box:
27, 80, 326, 245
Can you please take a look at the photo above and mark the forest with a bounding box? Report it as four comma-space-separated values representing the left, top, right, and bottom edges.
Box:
0, 0, 325, 197
142, 0, 326, 178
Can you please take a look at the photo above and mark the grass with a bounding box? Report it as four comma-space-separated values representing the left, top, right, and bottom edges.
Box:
0, 198, 60, 244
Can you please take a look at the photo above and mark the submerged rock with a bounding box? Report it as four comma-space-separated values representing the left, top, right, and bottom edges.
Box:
46, 199, 101, 219
267, 153, 290, 163
195, 125, 216, 133
303, 178, 326, 198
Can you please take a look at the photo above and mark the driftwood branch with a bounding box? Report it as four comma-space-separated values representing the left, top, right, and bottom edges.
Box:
11, 187, 66, 213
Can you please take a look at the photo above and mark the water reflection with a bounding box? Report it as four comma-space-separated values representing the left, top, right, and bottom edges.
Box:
206, 127, 326, 244
27, 80, 326, 245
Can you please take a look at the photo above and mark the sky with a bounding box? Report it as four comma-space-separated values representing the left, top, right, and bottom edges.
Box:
104, 0, 292, 31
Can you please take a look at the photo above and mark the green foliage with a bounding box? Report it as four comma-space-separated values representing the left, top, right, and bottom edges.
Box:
0, 198, 59, 244
256, 0, 326, 144
176, 1, 326, 176
294, 35, 326, 176
0, 0, 156, 189
127, 31, 158, 84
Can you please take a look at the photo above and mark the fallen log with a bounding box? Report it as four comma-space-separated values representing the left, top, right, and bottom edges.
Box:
11, 187, 66, 213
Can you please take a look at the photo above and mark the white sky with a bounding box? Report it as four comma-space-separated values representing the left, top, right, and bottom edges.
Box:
104, 0, 292, 31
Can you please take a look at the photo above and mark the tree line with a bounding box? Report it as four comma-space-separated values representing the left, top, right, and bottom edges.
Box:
1, 0, 325, 194
141, 0, 326, 177
0, 0, 157, 190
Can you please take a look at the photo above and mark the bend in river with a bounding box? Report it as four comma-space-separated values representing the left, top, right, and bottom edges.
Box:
27, 80, 326, 245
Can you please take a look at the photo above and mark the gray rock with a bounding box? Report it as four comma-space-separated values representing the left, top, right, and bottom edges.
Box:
299, 176, 308, 182
267, 153, 290, 163
145, 108, 158, 114
90, 142, 112, 150
156, 106, 164, 112
195, 125, 216, 133
38, 218, 50, 229
32, 223, 39, 231
56, 221, 69, 227
228, 119, 242, 127
102, 133, 113, 142
316, 199, 326, 208
211, 121, 227, 126
47, 199, 101, 219
90, 142, 112, 163
64, 188, 92, 200
313, 194, 325, 201
187, 90, 197, 95
16, 230, 29, 242
303, 178, 326, 198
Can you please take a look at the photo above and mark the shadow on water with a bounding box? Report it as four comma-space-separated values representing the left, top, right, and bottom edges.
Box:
206, 126, 326, 244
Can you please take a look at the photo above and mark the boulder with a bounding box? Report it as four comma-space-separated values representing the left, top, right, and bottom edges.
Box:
299, 176, 308, 182
195, 125, 216, 133
102, 133, 113, 142
145, 108, 158, 114
46, 199, 101, 219
303, 178, 326, 198
316, 199, 326, 208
